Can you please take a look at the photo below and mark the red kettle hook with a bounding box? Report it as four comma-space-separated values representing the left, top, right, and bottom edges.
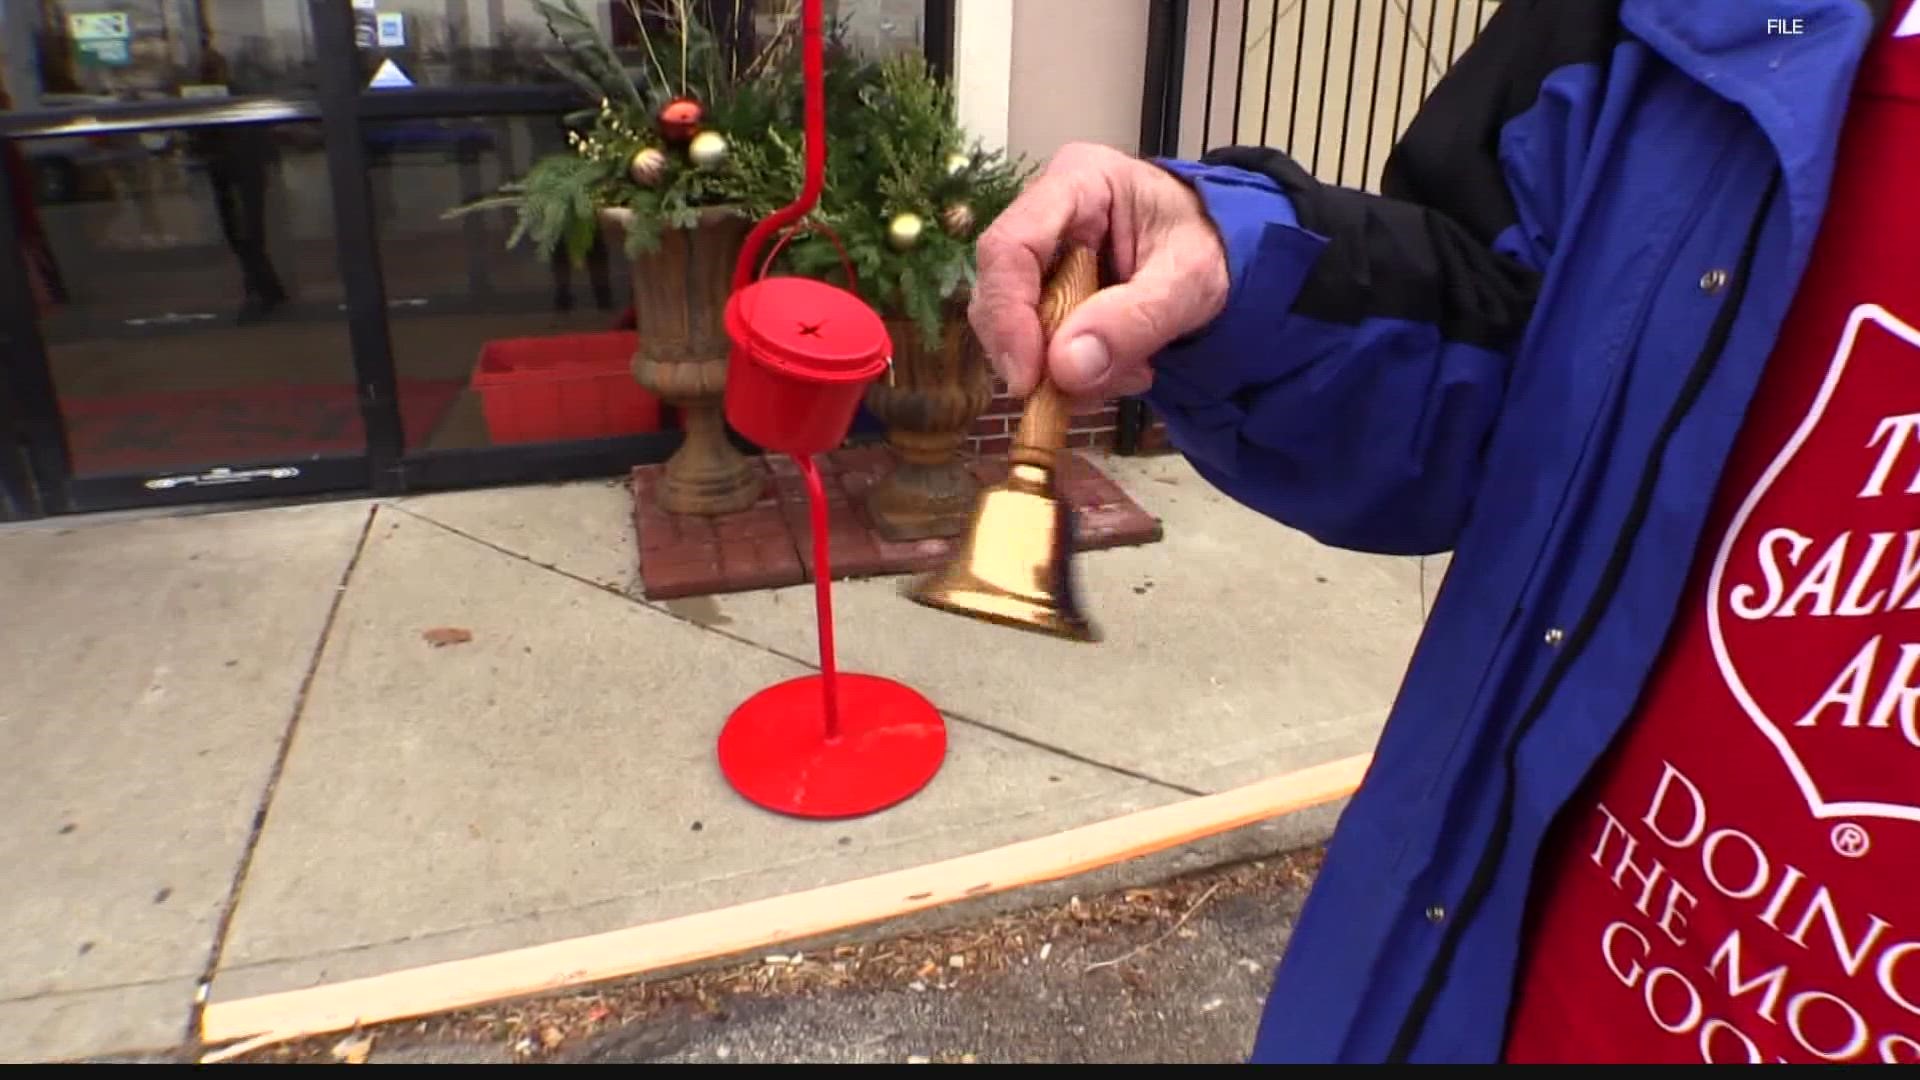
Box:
730, 0, 830, 294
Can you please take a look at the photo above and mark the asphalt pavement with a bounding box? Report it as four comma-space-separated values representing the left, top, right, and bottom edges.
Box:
217, 846, 1326, 1065
573, 857, 1312, 1066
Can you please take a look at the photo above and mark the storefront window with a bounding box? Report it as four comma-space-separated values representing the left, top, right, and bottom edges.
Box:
358, 1, 929, 453
364, 112, 629, 451
348, 0, 921, 91
0, 0, 321, 107
827, 0, 925, 58
0, 0, 933, 507
16, 120, 360, 477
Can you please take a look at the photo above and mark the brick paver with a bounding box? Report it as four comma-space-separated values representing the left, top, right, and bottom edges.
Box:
631, 448, 1163, 600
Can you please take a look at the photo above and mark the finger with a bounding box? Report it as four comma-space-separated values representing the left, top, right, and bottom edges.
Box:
967, 232, 1045, 399
969, 156, 1116, 397
1045, 250, 1214, 400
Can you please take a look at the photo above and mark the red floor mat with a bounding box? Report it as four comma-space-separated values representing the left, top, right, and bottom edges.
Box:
58, 378, 467, 475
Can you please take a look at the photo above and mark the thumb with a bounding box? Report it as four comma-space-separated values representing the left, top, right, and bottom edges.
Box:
1044, 255, 1210, 401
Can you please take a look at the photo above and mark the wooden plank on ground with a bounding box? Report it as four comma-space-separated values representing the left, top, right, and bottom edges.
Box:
201, 752, 1370, 1055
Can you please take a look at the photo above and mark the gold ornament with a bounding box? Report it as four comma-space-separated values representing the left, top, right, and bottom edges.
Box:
945, 152, 970, 177
628, 146, 668, 186
887, 212, 925, 251
940, 202, 975, 237
687, 130, 729, 170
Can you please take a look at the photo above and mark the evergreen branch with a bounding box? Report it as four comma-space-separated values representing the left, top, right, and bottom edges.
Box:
440, 191, 528, 219
679, 6, 727, 108
534, 0, 643, 109
539, 52, 613, 106
457, 0, 1031, 351
764, 48, 1036, 348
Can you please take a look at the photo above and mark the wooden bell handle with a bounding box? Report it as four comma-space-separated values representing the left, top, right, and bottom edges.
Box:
1011, 246, 1100, 465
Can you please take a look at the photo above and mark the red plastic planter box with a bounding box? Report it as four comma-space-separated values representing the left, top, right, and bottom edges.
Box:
472, 332, 663, 445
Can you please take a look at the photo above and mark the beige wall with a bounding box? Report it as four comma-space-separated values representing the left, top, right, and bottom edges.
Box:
1003, 0, 1152, 163
954, 0, 1015, 150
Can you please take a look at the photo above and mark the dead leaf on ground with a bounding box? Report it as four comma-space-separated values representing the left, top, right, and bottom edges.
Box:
330, 1034, 374, 1064
259, 847, 1330, 1065
422, 627, 473, 647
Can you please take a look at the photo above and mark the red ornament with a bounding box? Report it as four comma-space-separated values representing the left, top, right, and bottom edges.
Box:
657, 96, 704, 144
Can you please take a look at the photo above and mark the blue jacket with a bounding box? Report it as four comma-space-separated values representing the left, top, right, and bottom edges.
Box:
1140, 0, 1892, 1063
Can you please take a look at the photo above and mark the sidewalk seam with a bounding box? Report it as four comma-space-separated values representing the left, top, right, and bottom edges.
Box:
1419, 556, 1429, 619
929, 708, 1206, 797
200, 784, 1166, 977
0, 972, 188, 1006
386, 504, 1203, 798
184, 503, 378, 1045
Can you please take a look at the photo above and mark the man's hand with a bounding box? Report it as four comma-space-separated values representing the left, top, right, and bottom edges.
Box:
968, 143, 1231, 405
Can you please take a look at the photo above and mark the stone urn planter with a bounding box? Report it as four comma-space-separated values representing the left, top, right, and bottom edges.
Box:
602, 206, 763, 516
862, 303, 993, 540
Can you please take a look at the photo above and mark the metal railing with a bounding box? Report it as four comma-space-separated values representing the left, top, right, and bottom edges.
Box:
1169, 0, 1496, 193
1122, 0, 1493, 452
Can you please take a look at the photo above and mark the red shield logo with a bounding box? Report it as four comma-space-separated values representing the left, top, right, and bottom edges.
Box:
1709, 304, 1920, 825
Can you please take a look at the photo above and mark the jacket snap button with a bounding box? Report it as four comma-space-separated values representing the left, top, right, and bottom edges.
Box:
1544, 627, 1565, 646
1426, 905, 1446, 923
1699, 268, 1729, 294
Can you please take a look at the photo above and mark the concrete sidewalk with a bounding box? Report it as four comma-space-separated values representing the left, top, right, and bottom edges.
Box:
0, 452, 1435, 1061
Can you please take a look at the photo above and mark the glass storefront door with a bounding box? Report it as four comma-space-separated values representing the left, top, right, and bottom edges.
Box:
3, 0, 364, 509
22, 118, 365, 483
0, 368, 36, 520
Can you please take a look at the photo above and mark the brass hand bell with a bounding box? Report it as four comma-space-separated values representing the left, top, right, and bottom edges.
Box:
904, 245, 1101, 642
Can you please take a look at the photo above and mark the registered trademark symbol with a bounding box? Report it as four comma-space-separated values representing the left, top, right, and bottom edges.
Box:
1831, 822, 1871, 858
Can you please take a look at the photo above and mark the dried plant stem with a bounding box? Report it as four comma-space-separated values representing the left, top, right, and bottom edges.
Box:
1082, 883, 1225, 973
627, 0, 672, 94
740, 2, 799, 80
675, 0, 689, 92
731, 0, 743, 80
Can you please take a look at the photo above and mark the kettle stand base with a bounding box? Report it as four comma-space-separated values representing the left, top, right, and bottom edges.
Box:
717, 672, 947, 819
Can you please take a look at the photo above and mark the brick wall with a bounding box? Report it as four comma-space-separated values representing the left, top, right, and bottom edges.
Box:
963, 378, 1171, 455
1136, 415, 1172, 452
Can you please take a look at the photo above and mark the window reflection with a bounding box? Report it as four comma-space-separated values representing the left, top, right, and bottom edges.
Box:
346, 0, 921, 91
365, 113, 636, 451
1, 1, 320, 106
17, 120, 359, 477
0, 1, 924, 106
827, 0, 927, 59
0, 0, 930, 474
